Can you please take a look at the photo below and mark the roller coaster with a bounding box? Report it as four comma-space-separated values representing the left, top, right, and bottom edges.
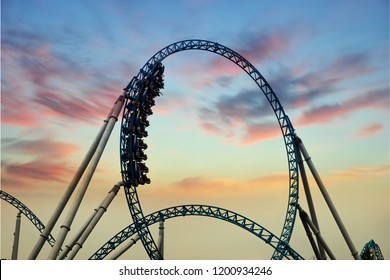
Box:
1, 39, 384, 260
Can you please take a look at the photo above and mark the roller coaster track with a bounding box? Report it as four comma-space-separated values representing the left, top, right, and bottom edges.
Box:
90, 204, 304, 260
0, 190, 55, 247
120, 39, 299, 260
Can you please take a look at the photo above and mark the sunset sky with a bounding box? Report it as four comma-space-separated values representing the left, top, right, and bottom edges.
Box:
1, 0, 389, 260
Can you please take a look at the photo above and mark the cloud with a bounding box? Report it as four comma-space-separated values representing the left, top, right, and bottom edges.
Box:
170, 29, 295, 91
1, 138, 80, 188
2, 160, 75, 183
331, 164, 390, 180
33, 90, 105, 124
296, 88, 389, 125
2, 138, 79, 158
0, 94, 41, 127
294, 52, 375, 90
191, 31, 383, 144
194, 48, 386, 144
198, 88, 278, 145
1, 28, 129, 128
241, 123, 281, 146
154, 173, 289, 197
238, 30, 292, 63
354, 123, 384, 138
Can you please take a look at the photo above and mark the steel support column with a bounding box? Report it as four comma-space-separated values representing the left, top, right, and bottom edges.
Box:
66, 182, 122, 259
11, 211, 22, 260
48, 94, 125, 260
28, 101, 117, 260
157, 218, 164, 258
108, 235, 140, 260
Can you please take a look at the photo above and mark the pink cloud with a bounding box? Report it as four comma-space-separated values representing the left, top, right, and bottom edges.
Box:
1, 67, 42, 127
3, 160, 75, 183
153, 173, 288, 197
296, 89, 388, 126
1, 138, 80, 188
199, 121, 224, 136
1, 30, 128, 128
3, 138, 79, 158
241, 123, 281, 146
170, 30, 294, 91
296, 53, 375, 90
354, 123, 384, 137
240, 30, 291, 63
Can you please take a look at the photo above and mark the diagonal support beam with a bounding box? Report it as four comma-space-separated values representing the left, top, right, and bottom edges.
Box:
295, 135, 360, 260
47, 93, 126, 260
295, 136, 326, 259
298, 205, 336, 259
108, 235, 140, 260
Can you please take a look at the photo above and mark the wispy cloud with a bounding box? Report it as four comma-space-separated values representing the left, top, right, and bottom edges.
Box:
1, 29, 129, 127
296, 88, 388, 125
331, 164, 390, 180
2, 138, 79, 158
153, 173, 289, 197
2, 160, 75, 183
238, 30, 292, 64
241, 123, 281, 145
195, 45, 385, 144
1, 138, 80, 188
170, 29, 296, 91
354, 123, 384, 138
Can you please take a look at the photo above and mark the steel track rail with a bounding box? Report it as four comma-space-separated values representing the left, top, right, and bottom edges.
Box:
90, 204, 303, 260
0, 190, 55, 247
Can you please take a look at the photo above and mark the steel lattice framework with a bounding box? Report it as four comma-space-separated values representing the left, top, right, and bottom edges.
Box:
0, 190, 55, 247
90, 204, 303, 260
120, 39, 299, 260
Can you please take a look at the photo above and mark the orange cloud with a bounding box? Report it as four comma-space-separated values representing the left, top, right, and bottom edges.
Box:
1, 138, 80, 189
2, 138, 79, 158
150, 173, 289, 198
354, 123, 384, 137
241, 123, 280, 146
331, 164, 389, 180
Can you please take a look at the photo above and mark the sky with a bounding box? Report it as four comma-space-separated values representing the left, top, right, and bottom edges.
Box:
1, 0, 389, 260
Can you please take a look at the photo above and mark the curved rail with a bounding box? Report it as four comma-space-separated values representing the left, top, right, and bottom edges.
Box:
120, 39, 299, 260
90, 204, 304, 260
0, 190, 55, 247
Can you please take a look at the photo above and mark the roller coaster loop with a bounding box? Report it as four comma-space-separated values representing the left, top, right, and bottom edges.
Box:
120, 39, 299, 260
